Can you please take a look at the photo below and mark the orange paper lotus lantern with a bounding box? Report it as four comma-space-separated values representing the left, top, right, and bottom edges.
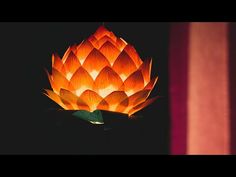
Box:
44, 25, 158, 123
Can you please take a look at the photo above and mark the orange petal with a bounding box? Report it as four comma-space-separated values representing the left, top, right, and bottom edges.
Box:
59, 89, 90, 111
128, 96, 159, 116
94, 25, 111, 40
52, 68, 69, 93
96, 35, 117, 49
139, 58, 152, 85
75, 40, 94, 64
61, 46, 73, 63
99, 41, 121, 65
52, 53, 63, 71
88, 35, 99, 48
116, 38, 127, 51
124, 44, 143, 68
103, 91, 128, 112
63, 51, 81, 75
118, 89, 150, 114
116, 98, 129, 113
93, 66, 123, 97
104, 91, 127, 105
109, 32, 117, 42
44, 89, 68, 110
82, 48, 111, 74
144, 77, 158, 90
70, 44, 78, 53
60, 65, 67, 77
127, 89, 151, 107
59, 88, 78, 105
79, 90, 104, 112
46, 70, 58, 93
124, 70, 144, 94
68, 67, 94, 93
112, 51, 137, 81
97, 99, 110, 111
51, 54, 67, 77
88, 35, 97, 44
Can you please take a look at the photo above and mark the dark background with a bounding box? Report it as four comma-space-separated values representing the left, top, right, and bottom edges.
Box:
0, 22, 170, 154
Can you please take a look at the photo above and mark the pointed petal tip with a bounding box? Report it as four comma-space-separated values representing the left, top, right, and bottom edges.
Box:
44, 89, 68, 110
63, 51, 81, 74
94, 25, 111, 40
144, 76, 158, 90
128, 96, 159, 116
139, 57, 153, 85
97, 25, 110, 32
124, 44, 143, 67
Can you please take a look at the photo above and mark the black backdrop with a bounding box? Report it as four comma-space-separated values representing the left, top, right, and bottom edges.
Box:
0, 22, 170, 154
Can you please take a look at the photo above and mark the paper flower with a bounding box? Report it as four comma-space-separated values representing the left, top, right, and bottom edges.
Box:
44, 26, 158, 118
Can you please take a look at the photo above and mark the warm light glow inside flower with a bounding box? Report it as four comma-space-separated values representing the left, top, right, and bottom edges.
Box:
44, 26, 158, 116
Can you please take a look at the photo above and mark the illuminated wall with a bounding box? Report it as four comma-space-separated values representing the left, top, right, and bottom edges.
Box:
170, 22, 235, 154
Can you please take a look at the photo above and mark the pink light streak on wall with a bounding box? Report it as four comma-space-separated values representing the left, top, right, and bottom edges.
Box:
187, 23, 230, 154
170, 23, 231, 154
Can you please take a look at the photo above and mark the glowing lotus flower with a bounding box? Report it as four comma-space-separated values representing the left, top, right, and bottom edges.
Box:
44, 26, 158, 117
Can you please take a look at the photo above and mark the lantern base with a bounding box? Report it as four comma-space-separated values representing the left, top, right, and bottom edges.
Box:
72, 110, 104, 124
72, 110, 132, 130
45, 109, 145, 154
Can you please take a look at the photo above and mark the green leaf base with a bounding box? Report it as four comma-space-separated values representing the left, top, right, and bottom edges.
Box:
72, 110, 104, 124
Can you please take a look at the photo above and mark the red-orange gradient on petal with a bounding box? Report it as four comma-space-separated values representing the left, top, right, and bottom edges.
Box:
44, 26, 158, 116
